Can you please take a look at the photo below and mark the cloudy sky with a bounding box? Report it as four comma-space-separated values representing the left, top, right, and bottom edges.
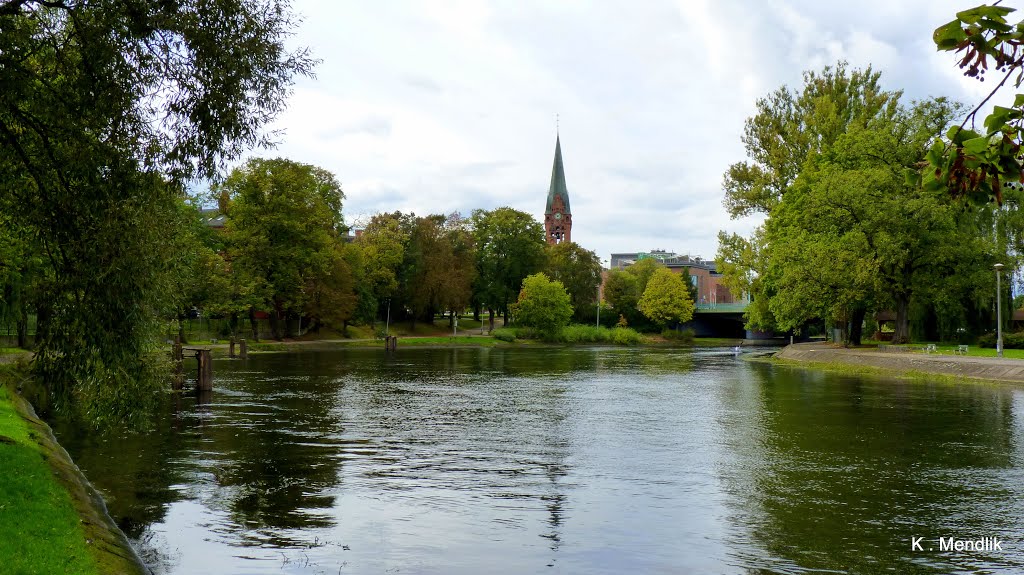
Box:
254, 0, 1000, 263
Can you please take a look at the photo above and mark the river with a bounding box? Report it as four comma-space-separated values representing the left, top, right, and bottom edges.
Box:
50, 347, 1024, 574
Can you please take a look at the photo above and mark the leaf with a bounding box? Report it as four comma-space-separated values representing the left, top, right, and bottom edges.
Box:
956, 5, 1015, 24
934, 20, 969, 49
947, 126, 982, 144
904, 168, 922, 188
962, 135, 992, 154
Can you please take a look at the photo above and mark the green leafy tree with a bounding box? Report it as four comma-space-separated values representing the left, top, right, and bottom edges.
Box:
402, 215, 476, 328
358, 213, 410, 322
637, 268, 695, 328
220, 158, 345, 340
544, 242, 603, 321
604, 269, 641, 326
472, 207, 546, 330
510, 273, 572, 339
624, 258, 663, 295
679, 267, 699, 303
0, 0, 312, 425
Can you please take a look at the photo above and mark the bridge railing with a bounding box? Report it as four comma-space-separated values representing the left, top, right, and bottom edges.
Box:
694, 302, 749, 313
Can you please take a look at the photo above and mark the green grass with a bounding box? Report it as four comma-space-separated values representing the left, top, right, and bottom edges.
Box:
693, 337, 745, 347
0, 367, 99, 575
393, 336, 498, 347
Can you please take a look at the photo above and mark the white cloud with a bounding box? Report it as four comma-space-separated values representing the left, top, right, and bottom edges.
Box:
249, 0, 1004, 262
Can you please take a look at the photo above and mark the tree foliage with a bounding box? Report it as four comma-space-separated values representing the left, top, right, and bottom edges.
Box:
719, 62, 1011, 345
544, 241, 603, 321
0, 0, 312, 424
472, 207, 546, 326
637, 268, 694, 328
510, 273, 572, 338
220, 158, 345, 340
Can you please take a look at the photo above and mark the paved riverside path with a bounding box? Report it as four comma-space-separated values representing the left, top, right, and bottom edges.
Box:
776, 342, 1024, 384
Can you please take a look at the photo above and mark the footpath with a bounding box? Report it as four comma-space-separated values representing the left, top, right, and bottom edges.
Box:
776, 343, 1024, 384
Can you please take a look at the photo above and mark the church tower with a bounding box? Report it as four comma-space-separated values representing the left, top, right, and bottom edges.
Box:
544, 134, 572, 245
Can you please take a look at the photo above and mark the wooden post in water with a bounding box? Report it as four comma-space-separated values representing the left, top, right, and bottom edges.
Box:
229, 337, 236, 358
197, 349, 213, 391
172, 342, 184, 391
384, 335, 397, 351
239, 338, 248, 359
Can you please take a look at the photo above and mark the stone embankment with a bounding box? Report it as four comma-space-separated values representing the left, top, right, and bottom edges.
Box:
776, 343, 1024, 384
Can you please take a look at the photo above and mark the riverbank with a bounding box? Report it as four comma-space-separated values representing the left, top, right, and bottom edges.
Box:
774, 342, 1024, 384
0, 365, 148, 575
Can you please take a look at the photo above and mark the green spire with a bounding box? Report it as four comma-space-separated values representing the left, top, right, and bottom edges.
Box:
546, 134, 570, 214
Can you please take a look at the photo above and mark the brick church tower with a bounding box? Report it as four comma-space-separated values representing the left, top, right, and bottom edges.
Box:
544, 134, 572, 245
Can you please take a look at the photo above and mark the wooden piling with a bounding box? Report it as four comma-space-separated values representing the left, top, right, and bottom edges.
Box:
384, 335, 397, 351
172, 342, 184, 391
229, 337, 236, 358
239, 338, 248, 359
197, 349, 213, 391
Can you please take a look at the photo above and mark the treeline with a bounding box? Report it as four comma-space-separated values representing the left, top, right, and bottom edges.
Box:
717, 63, 1022, 345
164, 157, 611, 341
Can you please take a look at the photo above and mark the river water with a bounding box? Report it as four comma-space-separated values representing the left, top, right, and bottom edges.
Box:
51, 347, 1024, 574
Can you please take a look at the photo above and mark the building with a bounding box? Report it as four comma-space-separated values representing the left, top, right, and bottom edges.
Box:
544, 134, 572, 245
610, 250, 736, 306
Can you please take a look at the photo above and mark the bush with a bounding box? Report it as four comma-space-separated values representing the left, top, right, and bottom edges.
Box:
560, 325, 605, 343
661, 328, 695, 344
979, 331, 1024, 348
611, 327, 644, 345
492, 328, 517, 342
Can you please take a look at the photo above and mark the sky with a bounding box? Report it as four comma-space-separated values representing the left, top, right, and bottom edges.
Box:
251, 0, 1003, 264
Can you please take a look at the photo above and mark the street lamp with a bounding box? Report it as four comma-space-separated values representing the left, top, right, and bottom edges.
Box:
995, 263, 1004, 358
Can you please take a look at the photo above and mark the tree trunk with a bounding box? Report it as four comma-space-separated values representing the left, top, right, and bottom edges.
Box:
249, 307, 260, 342
488, 308, 495, 333
892, 295, 911, 344
848, 306, 866, 347
473, 305, 480, 322
16, 304, 28, 349
270, 301, 284, 341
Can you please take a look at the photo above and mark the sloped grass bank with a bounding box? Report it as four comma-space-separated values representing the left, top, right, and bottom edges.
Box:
0, 365, 147, 575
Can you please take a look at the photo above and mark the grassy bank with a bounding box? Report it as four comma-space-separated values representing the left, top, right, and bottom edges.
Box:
0, 364, 100, 575
756, 354, 976, 385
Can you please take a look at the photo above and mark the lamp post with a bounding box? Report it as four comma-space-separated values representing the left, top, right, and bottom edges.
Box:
385, 298, 391, 337
995, 263, 1004, 358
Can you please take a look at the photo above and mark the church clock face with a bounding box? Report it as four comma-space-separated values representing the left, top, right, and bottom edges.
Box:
554, 212, 562, 220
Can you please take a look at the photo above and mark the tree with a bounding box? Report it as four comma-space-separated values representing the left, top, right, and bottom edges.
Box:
402, 215, 476, 328
472, 208, 546, 330
679, 267, 699, 303
221, 158, 345, 340
718, 63, 902, 339
623, 257, 663, 296
544, 242, 603, 321
358, 213, 409, 324
604, 269, 640, 323
510, 273, 572, 339
0, 1, 312, 425
637, 268, 694, 328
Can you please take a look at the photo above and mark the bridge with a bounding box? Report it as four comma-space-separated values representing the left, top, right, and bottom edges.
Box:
688, 302, 752, 338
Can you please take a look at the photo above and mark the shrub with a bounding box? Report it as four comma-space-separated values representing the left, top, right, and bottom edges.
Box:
611, 327, 644, 345
979, 331, 1024, 348
661, 328, 695, 344
492, 328, 517, 343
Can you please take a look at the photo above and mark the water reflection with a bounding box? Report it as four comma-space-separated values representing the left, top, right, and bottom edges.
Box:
717, 363, 1024, 574
49, 347, 1024, 574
